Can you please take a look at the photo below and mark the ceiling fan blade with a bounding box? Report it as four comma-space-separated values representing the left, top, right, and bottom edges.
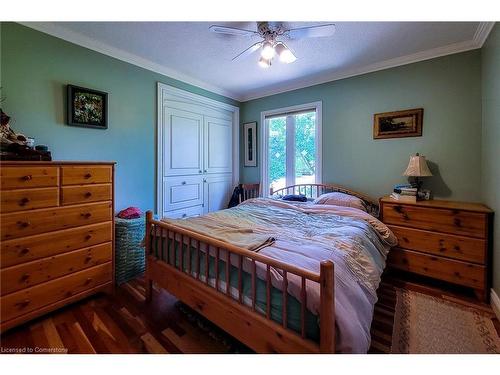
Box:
286, 23, 336, 39
209, 25, 258, 37
232, 42, 262, 61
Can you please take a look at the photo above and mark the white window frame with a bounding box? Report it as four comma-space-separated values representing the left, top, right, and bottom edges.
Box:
260, 101, 322, 196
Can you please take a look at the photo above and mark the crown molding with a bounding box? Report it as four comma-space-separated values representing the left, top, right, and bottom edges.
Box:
19, 22, 495, 103
18, 22, 242, 101
238, 22, 496, 101
473, 22, 496, 47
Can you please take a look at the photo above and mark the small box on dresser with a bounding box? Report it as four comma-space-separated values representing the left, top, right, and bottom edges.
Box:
379, 196, 493, 302
0, 161, 115, 332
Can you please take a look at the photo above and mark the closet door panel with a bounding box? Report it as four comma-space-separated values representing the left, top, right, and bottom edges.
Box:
163, 108, 203, 176
204, 116, 232, 174
203, 174, 232, 214
163, 175, 204, 213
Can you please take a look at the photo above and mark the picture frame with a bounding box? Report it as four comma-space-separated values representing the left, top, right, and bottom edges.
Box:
373, 108, 423, 139
67, 84, 108, 129
243, 121, 257, 167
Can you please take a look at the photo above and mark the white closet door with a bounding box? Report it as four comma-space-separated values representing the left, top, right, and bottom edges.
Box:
203, 174, 232, 214
203, 116, 233, 174
163, 107, 204, 176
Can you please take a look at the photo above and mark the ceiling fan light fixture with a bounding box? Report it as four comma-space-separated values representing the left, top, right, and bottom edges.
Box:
275, 42, 297, 64
258, 56, 271, 69
261, 41, 275, 59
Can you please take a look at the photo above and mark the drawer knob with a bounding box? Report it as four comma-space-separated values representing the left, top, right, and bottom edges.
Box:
402, 237, 409, 243
182, 213, 187, 218
19, 197, 30, 206
84, 192, 92, 198
16, 299, 30, 308
204, 169, 207, 173
84, 173, 92, 179
85, 255, 93, 263
85, 234, 92, 241
198, 170, 202, 174
454, 245, 461, 252
81, 212, 92, 218
17, 221, 31, 228
20, 247, 30, 255
22, 175, 32, 181
181, 181, 186, 185
454, 218, 462, 227
85, 277, 93, 285
21, 273, 30, 281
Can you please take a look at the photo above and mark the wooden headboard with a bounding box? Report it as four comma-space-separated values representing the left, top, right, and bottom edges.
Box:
270, 183, 379, 217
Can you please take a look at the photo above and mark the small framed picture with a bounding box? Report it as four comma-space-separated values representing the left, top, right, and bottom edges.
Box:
67, 85, 108, 129
373, 108, 423, 139
243, 122, 257, 167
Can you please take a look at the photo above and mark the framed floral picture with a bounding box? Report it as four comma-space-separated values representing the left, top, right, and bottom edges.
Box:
243, 121, 257, 167
67, 85, 108, 129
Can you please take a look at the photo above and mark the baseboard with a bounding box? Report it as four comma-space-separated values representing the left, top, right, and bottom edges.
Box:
491, 288, 500, 321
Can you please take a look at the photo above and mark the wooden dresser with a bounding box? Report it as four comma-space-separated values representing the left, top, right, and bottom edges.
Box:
380, 196, 493, 302
0, 161, 115, 331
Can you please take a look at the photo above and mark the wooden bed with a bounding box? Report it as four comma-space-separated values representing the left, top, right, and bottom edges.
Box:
144, 183, 379, 354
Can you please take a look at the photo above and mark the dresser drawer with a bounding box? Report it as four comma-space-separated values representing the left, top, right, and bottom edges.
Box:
61, 166, 112, 185
382, 203, 487, 238
0, 187, 59, 213
1, 222, 113, 268
1, 202, 112, 241
388, 225, 486, 264
1, 242, 112, 296
1, 166, 59, 190
388, 248, 486, 289
1, 262, 112, 323
61, 184, 112, 205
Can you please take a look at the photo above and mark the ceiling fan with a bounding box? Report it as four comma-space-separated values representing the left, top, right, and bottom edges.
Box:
209, 22, 336, 68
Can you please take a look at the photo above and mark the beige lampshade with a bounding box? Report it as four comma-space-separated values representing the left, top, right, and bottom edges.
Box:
403, 154, 433, 177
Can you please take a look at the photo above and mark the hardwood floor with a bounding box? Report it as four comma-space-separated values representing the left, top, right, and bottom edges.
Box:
1, 274, 498, 354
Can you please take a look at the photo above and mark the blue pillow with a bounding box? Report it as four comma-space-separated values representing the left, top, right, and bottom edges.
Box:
281, 194, 308, 202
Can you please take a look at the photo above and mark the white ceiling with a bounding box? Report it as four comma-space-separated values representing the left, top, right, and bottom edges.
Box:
24, 22, 493, 101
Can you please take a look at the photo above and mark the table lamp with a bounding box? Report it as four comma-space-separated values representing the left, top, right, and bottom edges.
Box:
403, 153, 433, 191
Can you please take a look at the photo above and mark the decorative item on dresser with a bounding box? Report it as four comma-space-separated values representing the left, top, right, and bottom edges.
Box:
380, 196, 493, 302
0, 161, 115, 332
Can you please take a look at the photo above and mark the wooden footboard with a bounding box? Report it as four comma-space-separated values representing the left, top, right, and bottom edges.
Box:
144, 211, 335, 353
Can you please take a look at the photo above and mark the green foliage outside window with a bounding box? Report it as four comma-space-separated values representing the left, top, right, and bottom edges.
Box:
268, 112, 316, 187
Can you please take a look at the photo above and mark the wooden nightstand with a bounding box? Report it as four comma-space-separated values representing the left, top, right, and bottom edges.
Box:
379, 196, 493, 302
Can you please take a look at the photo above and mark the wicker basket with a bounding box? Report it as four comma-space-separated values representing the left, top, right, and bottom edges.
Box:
115, 215, 146, 285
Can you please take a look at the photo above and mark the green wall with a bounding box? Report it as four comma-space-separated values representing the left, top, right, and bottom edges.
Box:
481, 24, 500, 296
0, 22, 239, 211
240, 50, 483, 202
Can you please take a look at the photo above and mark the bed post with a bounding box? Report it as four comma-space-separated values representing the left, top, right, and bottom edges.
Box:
145, 210, 153, 303
319, 260, 335, 353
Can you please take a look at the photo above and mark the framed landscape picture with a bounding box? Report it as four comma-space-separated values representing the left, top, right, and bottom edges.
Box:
373, 108, 423, 139
67, 85, 108, 129
243, 121, 257, 167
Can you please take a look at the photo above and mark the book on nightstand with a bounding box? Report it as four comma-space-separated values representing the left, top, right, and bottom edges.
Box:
390, 192, 417, 203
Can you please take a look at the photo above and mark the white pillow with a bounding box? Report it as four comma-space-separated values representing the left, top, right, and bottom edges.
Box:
313, 192, 367, 212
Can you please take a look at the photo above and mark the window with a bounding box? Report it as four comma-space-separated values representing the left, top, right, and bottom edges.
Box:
261, 102, 322, 196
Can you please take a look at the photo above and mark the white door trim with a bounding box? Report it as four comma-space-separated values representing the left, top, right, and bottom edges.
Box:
260, 101, 323, 196
157, 83, 240, 215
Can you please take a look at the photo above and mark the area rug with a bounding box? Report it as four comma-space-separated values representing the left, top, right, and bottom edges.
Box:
391, 289, 500, 354
175, 302, 251, 353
